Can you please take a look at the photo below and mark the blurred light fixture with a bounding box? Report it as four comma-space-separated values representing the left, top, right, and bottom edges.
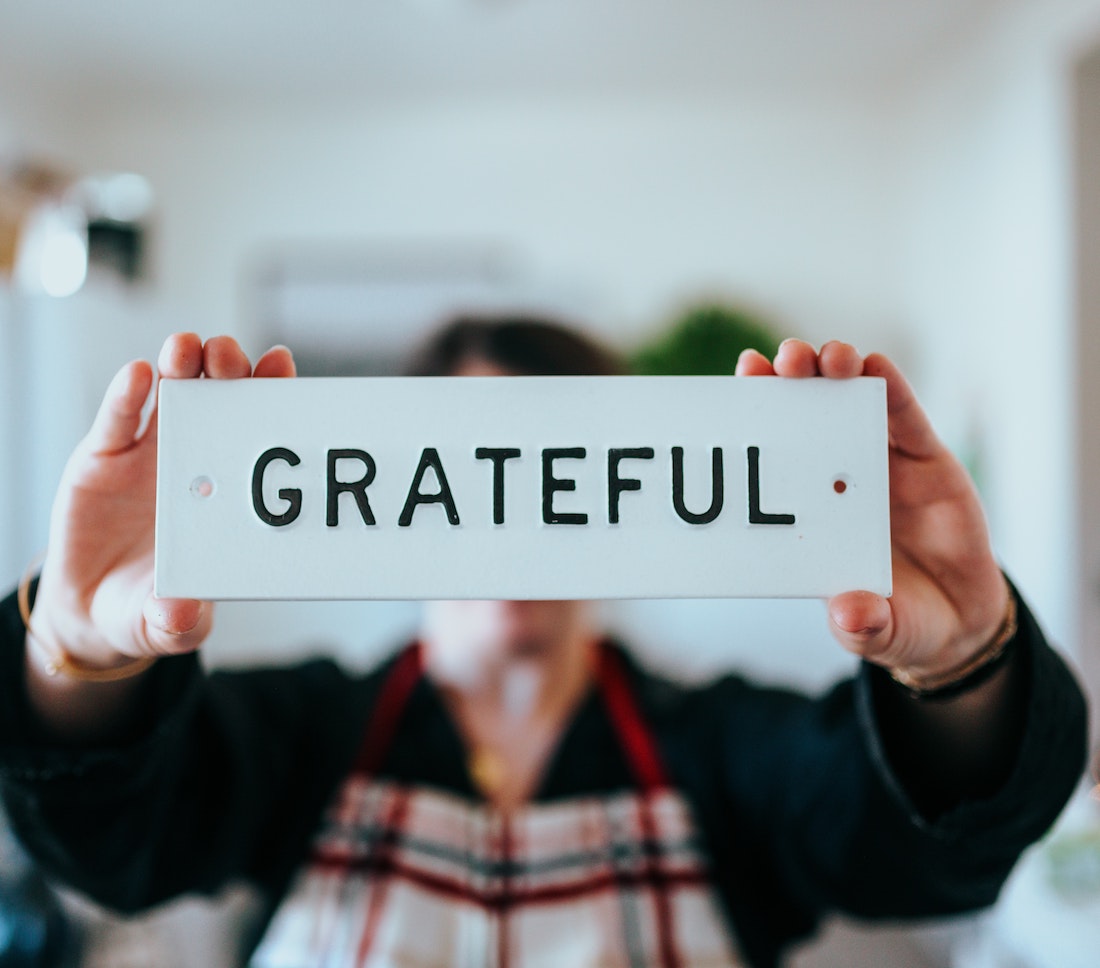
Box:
0, 162, 152, 298
16, 204, 88, 298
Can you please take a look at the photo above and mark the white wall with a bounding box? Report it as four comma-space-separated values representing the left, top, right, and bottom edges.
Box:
0, 293, 18, 580
62, 93, 905, 351
0, 286, 167, 588
897, 0, 1100, 669
0, 96, 152, 586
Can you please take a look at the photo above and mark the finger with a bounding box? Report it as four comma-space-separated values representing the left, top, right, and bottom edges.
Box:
772, 338, 820, 377
145, 333, 205, 449
83, 360, 155, 457
826, 590, 896, 663
203, 336, 253, 379
863, 353, 941, 459
252, 345, 297, 379
141, 595, 213, 656
157, 333, 204, 380
735, 348, 775, 376
818, 340, 864, 380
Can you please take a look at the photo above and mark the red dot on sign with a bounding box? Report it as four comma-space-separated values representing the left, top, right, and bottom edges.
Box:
833, 479, 847, 494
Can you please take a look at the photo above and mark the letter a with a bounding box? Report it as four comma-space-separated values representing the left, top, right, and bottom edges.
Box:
399, 448, 461, 527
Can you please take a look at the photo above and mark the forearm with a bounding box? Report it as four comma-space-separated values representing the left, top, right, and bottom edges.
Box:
4, 577, 372, 913
739, 600, 1085, 925
18, 575, 158, 745
23, 632, 155, 745
867, 586, 1080, 820
869, 632, 1028, 818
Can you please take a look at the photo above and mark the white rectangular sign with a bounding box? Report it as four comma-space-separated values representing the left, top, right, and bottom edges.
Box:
155, 376, 891, 600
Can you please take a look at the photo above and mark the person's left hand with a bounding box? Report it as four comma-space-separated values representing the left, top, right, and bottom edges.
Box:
736, 339, 1010, 683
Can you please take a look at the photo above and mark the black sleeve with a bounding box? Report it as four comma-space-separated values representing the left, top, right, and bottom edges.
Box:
658, 589, 1088, 968
0, 587, 382, 913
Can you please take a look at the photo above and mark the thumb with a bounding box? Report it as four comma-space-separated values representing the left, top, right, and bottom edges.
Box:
140, 595, 213, 656
84, 360, 155, 457
827, 591, 895, 664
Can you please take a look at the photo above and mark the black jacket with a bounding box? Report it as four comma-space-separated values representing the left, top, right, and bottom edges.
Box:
0, 587, 1087, 967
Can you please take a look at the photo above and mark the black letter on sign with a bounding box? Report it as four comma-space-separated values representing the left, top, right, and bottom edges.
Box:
252, 447, 302, 527
747, 446, 796, 525
671, 446, 724, 525
327, 449, 377, 527
608, 447, 654, 524
399, 448, 461, 527
475, 447, 521, 525
542, 448, 588, 525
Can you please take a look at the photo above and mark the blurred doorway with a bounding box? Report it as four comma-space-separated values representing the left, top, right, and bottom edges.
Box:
1073, 49, 1100, 745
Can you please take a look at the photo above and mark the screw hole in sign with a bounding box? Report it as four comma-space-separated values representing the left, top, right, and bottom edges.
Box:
833, 477, 848, 495
190, 476, 215, 499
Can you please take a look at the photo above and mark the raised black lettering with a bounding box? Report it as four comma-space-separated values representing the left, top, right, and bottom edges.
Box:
608, 447, 654, 524
252, 447, 302, 527
542, 448, 588, 525
398, 448, 461, 527
327, 449, 377, 527
747, 446, 796, 525
475, 447, 521, 525
671, 446, 724, 525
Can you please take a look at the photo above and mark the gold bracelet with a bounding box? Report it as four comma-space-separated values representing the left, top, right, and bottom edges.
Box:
889, 589, 1018, 699
18, 554, 157, 683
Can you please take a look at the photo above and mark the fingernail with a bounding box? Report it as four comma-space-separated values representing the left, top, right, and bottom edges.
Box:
174, 603, 203, 635
150, 600, 203, 635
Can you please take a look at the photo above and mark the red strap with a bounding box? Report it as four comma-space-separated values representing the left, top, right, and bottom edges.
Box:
352, 643, 424, 776
353, 639, 669, 793
596, 642, 670, 792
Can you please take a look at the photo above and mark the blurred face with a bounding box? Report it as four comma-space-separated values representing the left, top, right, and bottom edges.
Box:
453, 357, 512, 378
420, 355, 596, 681
423, 599, 593, 670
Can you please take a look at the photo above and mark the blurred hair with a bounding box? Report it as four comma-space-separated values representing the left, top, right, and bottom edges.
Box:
405, 316, 625, 377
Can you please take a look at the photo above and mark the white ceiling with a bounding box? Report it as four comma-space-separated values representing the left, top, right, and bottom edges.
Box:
0, 0, 1010, 111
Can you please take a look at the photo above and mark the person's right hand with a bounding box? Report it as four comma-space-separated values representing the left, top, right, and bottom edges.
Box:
28, 333, 296, 673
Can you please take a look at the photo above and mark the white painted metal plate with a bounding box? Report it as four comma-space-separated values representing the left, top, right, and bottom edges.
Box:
155, 377, 891, 600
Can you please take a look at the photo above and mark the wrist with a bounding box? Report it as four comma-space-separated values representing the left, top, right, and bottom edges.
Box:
888, 582, 1018, 700
20, 557, 156, 683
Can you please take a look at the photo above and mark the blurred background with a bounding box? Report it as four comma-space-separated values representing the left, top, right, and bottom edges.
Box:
2, 0, 1100, 965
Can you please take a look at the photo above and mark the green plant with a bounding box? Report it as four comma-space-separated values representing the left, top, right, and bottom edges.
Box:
630, 304, 782, 376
